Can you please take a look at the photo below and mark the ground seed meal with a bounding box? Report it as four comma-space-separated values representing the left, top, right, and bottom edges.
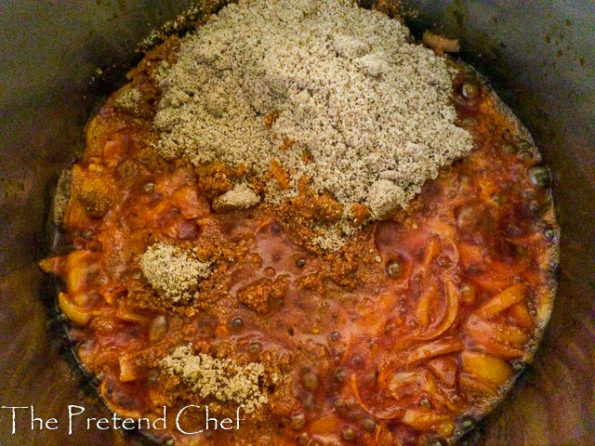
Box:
162, 345, 275, 414
154, 0, 474, 247
140, 243, 212, 302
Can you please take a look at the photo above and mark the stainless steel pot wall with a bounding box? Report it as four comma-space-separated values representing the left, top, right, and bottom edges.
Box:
0, 1, 593, 445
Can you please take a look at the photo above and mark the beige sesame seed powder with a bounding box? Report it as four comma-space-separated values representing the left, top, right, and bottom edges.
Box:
153, 0, 474, 246
140, 243, 212, 303
162, 345, 274, 414
212, 182, 261, 211
113, 86, 143, 113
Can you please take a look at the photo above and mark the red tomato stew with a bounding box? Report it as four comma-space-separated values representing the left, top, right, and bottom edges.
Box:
41, 11, 558, 446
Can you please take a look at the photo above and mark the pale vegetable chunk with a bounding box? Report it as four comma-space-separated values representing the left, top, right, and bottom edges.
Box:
401, 409, 450, 431
461, 350, 513, 386
403, 338, 464, 365
58, 292, 91, 327
476, 284, 526, 319
119, 357, 138, 382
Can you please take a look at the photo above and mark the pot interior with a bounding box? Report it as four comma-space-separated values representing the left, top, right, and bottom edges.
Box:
0, 1, 592, 444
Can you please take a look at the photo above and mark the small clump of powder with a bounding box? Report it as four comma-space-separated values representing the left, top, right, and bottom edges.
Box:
113, 87, 143, 113
212, 182, 261, 211
140, 243, 212, 302
153, 0, 474, 247
161, 345, 275, 414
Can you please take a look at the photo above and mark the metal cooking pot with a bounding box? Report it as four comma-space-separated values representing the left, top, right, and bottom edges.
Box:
0, 1, 592, 445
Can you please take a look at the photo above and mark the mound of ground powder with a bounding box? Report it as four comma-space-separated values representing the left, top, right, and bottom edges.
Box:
140, 243, 212, 302
162, 345, 275, 414
154, 0, 473, 227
